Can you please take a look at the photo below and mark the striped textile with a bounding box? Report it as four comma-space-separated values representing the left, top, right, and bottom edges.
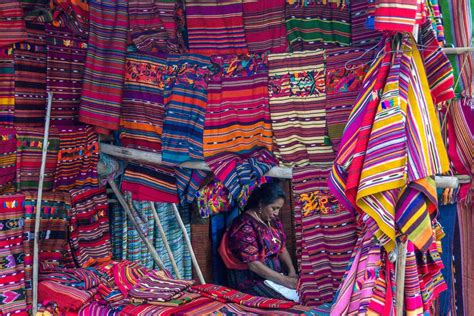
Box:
205, 147, 277, 201
129, 270, 194, 303
285, 2, 351, 51
119, 297, 226, 315
0, 194, 27, 316
108, 199, 125, 261
292, 166, 357, 306
268, 50, 334, 166
185, 0, 248, 56
175, 167, 208, 208
19, 0, 51, 21
419, 20, 455, 104
0, 47, 15, 125
37, 281, 97, 312
203, 54, 273, 158
23, 191, 74, 307
126, 200, 155, 268
119, 52, 167, 153
0, 127, 16, 194
15, 127, 60, 191
45, 23, 88, 126
374, 0, 425, 32
242, 0, 287, 53
128, 0, 181, 53
70, 186, 112, 267
121, 163, 179, 203
78, 302, 120, 316
161, 54, 210, 164
13, 22, 47, 127
49, 0, 90, 34
53, 125, 99, 192
439, 0, 473, 96
325, 46, 374, 151
79, 0, 128, 134
350, 0, 382, 47
426, 0, 445, 43
0, 1, 27, 48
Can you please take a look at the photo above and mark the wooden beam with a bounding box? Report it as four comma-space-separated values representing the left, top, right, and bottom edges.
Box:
100, 143, 294, 179
442, 47, 474, 54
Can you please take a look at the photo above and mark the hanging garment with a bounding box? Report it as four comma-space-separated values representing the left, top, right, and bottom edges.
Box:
350, 0, 382, 47
121, 162, 179, 203
53, 125, 99, 192
203, 54, 273, 158
325, 46, 374, 151
23, 191, 74, 307
45, 22, 88, 125
175, 167, 208, 209
13, 22, 47, 127
120, 52, 167, 153
0, 47, 15, 125
293, 166, 357, 306
268, 50, 334, 166
0, 127, 16, 194
70, 186, 112, 267
161, 54, 210, 164
16, 127, 60, 192
185, 0, 248, 56
285, 1, 351, 51
0, 1, 27, 48
79, 0, 128, 134
242, 0, 287, 54
0, 194, 28, 316
374, 0, 425, 32
19, 0, 51, 22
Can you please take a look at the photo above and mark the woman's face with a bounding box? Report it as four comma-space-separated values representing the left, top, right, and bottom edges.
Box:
260, 198, 285, 222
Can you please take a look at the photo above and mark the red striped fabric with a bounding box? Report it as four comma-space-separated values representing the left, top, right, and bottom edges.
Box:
0, 1, 27, 48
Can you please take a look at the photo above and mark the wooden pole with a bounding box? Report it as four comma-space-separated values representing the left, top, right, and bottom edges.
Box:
395, 240, 408, 316
107, 179, 166, 271
32, 92, 53, 315
149, 202, 182, 278
171, 203, 205, 284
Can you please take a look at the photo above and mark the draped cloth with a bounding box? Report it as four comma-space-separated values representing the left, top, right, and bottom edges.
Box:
329, 34, 450, 314
0, 127, 16, 194
79, 0, 128, 134
0, 47, 15, 125
0, 1, 27, 48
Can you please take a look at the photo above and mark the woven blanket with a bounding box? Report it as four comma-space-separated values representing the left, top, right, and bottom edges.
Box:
0, 47, 15, 125
0, 194, 27, 316
79, 0, 128, 133
185, 0, 248, 56
0, 1, 27, 47
0, 127, 16, 194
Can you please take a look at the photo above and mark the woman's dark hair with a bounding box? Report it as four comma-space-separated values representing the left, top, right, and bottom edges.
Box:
244, 182, 286, 211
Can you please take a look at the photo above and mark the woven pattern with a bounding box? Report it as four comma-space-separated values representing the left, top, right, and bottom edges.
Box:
0, 127, 17, 194
0, 1, 27, 48
0, 48, 15, 125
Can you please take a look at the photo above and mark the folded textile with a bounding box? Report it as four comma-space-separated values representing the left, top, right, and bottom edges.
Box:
264, 280, 299, 302
38, 281, 97, 312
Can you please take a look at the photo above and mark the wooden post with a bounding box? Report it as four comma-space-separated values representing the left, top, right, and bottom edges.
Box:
150, 202, 182, 278
107, 179, 166, 271
395, 240, 408, 316
171, 203, 205, 284
32, 92, 53, 315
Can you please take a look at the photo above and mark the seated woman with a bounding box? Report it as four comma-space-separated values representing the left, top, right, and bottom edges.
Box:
219, 182, 298, 299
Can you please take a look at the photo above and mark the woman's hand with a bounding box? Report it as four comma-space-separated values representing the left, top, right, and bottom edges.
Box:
288, 271, 299, 279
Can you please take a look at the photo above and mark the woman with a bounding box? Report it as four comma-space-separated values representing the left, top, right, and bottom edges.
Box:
219, 182, 298, 299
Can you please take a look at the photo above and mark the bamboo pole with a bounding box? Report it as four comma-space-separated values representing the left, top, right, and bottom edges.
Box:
395, 240, 408, 316
107, 179, 166, 271
32, 92, 53, 315
150, 202, 182, 278
171, 203, 205, 284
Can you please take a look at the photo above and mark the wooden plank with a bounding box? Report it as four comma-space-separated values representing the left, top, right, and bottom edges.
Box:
442, 47, 474, 54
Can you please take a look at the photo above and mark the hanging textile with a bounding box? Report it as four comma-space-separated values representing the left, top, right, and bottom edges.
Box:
268, 50, 334, 166
23, 191, 74, 307
0, 194, 28, 316
79, 0, 128, 134
175, 167, 208, 209
203, 54, 273, 158
19, 0, 51, 22
16, 127, 60, 192
121, 162, 179, 203
293, 166, 357, 306
45, 22, 88, 125
242, 0, 287, 54
128, 0, 182, 53
0, 127, 16, 194
185, 0, 248, 56
329, 34, 450, 314
373, 0, 425, 32
0, 1, 27, 48
53, 125, 99, 192
13, 22, 47, 127
285, 1, 351, 51
70, 186, 112, 267
350, 0, 382, 47
0, 47, 15, 125
161, 54, 210, 164
126, 200, 155, 269
120, 52, 167, 153
325, 46, 374, 151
